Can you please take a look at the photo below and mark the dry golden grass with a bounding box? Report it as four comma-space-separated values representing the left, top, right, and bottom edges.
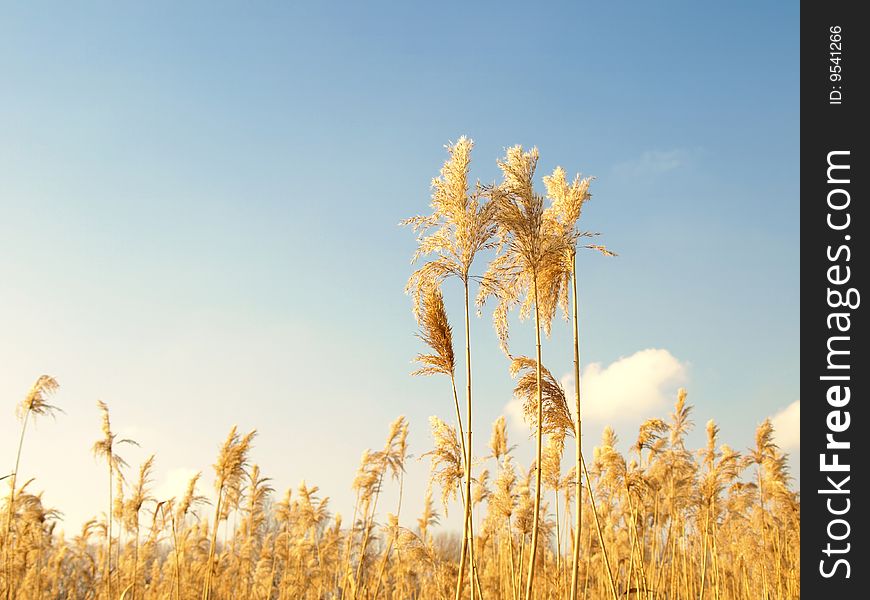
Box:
1, 141, 799, 600
3, 397, 798, 599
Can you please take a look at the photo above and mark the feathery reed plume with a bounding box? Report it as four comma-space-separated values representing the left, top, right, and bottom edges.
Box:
542, 429, 568, 592
403, 137, 498, 320
634, 418, 668, 462
340, 449, 380, 597
236, 465, 274, 598
412, 285, 456, 379
177, 472, 207, 524
749, 418, 777, 599
491, 456, 518, 538
487, 416, 514, 465
696, 420, 742, 600
509, 356, 574, 437
542, 431, 566, 495
410, 287, 468, 511
15, 375, 61, 421
353, 416, 408, 595
124, 455, 155, 600
202, 426, 256, 600
422, 417, 464, 515
418, 486, 440, 543
164, 471, 206, 600
91, 401, 137, 600
473, 469, 491, 509
489, 427, 519, 600
670, 388, 694, 449
4, 375, 60, 600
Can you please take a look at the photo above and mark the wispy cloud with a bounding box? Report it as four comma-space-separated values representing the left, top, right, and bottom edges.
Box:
504, 348, 688, 433
770, 400, 799, 451
613, 149, 690, 178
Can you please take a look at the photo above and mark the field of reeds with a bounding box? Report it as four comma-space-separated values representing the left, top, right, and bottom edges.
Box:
1, 139, 799, 600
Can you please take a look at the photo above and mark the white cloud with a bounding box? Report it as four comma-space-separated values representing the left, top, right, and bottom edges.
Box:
578, 348, 688, 420
505, 395, 531, 437
614, 149, 689, 177
504, 348, 688, 431
770, 400, 800, 450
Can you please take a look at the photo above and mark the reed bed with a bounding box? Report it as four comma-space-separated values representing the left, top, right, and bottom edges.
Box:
1, 139, 798, 599
0, 383, 800, 600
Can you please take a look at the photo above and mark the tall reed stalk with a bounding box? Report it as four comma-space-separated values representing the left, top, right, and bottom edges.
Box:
542, 165, 614, 600
3, 375, 60, 600
91, 401, 137, 600
404, 136, 497, 599
480, 145, 572, 598
202, 427, 255, 600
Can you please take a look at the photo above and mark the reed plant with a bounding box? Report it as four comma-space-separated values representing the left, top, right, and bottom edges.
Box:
0, 140, 800, 600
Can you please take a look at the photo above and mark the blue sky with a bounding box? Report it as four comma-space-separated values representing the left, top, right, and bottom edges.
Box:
1, 2, 798, 532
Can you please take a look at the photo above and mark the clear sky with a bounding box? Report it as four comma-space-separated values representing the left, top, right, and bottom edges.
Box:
1, 1, 799, 533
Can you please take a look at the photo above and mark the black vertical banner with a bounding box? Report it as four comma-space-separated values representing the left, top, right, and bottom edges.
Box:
803, 2, 867, 596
